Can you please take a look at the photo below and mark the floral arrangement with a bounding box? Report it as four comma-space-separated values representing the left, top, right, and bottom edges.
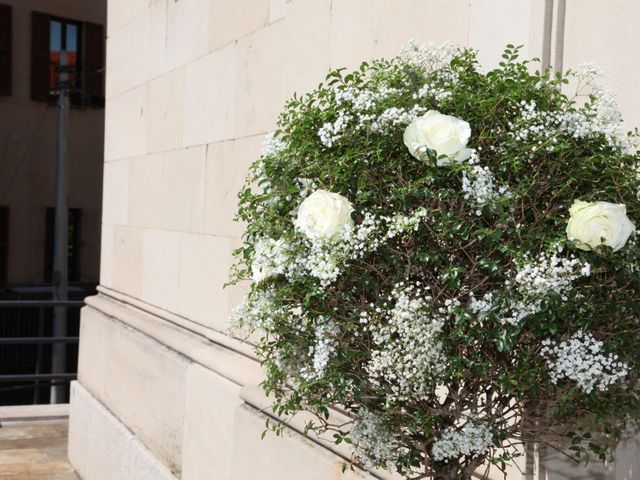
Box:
229, 42, 640, 479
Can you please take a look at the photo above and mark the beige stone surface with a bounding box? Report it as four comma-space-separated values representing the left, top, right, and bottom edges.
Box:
160, 146, 207, 233
142, 229, 181, 312
166, 0, 211, 71
69, 382, 176, 480
127, 153, 164, 229
209, 0, 270, 52
563, 0, 640, 130
77, 1, 640, 479
146, 67, 187, 154
231, 404, 374, 480
77, 305, 188, 475
204, 136, 260, 238
184, 45, 238, 146
181, 364, 243, 480
104, 84, 147, 162
101, 158, 130, 226
110, 225, 144, 298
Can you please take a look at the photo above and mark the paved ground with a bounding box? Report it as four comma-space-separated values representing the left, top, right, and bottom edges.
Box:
0, 405, 78, 479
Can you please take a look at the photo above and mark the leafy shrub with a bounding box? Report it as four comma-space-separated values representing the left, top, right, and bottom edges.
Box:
230, 43, 640, 479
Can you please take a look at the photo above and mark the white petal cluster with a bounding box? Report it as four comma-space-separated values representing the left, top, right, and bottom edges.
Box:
229, 288, 280, 333
508, 80, 627, 151
541, 331, 628, 393
370, 105, 426, 134
318, 110, 351, 147
301, 318, 340, 381
399, 40, 458, 74
461, 152, 510, 212
350, 408, 401, 470
500, 249, 590, 326
413, 82, 452, 102
384, 207, 429, 239
431, 419, 493, 462
365, 283, 446, 402
335, 85, 399, 112
260, 132, 288, 158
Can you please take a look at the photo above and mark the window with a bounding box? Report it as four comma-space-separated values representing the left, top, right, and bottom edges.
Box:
31, 12, 104, 107
0, 4, 11, 96
44, 208, 81, 283
0, 207, 7, 286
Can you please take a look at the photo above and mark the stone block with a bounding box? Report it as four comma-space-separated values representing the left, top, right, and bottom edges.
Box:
177, 234, 236, 330
160, 146, 206, 233
142, 229, 181, 312
145, 67, 186, 154
283, 0, 332, 96
69, 382, 177, 480
107, 0, 148, 36
329, 0, 471, 70
77, 307, 189, 475
563, 0, 640, 130
104, 85, 147, 162
128, 153, 163, 229
184, 45, 238, 146
181, 364, 243, 480
204, 136, 260, 238
101, 159, 130, 226
166, 0, 210, 71
234, 22, 288, 137
230, 405, 374, 480
105, 10, 149, 99
111, 225, 144, 299
469, 0, 535, 70
209, 0, 270, 52
99, 224, 114, 287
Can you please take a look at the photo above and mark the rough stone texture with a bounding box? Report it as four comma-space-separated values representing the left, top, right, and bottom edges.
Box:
68, 382, 176, 480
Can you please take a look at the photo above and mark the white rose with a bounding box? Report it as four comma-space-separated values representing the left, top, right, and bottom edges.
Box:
566, 200, 635, 252
296, 190, 354, 241
403, 110, 472, 165
251, 238, 288, 283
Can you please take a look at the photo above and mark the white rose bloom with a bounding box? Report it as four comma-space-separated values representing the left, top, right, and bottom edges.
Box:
566, 200, 635, 252
403, 110, 472, 165
251, 238, 288, 283
296, 189, 354, 241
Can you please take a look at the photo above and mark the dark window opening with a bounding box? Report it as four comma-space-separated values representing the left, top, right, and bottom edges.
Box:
31, 11, 104, 107
0, 206, 8, 286
0, 4, 11, 96
44, 208, 81, 283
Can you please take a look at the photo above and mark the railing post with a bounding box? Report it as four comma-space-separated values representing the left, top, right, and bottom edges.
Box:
33, 307, 45, 404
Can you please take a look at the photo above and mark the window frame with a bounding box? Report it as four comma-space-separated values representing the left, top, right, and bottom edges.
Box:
0, 3, 12, 96
30, 11, 104, 108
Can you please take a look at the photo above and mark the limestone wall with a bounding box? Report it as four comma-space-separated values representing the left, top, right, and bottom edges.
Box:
70, 1, 640, 479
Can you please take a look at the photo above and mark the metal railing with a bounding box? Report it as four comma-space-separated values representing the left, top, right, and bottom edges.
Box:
0, 299, 84, 404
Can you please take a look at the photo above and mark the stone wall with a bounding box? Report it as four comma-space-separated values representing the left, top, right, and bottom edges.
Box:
69, 1, 640, 479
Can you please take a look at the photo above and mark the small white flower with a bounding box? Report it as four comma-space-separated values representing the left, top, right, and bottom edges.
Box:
566, 200, 635, 252
431, 419, 493, 462
541, 331, 628, 393
403, 110, 472, 165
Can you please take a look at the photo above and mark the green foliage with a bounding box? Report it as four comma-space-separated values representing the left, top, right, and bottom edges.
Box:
230, 43, 640, 479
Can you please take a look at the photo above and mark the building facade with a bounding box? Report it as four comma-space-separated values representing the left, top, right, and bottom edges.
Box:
69, 1, 640, 479
0, 0, 105, 289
